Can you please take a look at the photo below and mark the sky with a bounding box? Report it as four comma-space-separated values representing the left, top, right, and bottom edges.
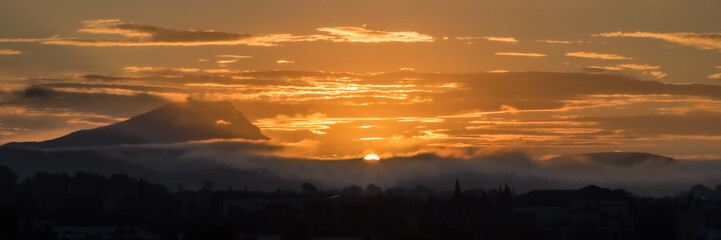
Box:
2, 0, 721, 161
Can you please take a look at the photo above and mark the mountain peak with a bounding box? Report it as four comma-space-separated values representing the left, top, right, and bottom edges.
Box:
3, 100, 268, 149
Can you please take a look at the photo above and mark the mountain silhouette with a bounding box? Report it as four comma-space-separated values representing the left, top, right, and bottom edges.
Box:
2, 99, 268, 149
548, 152, 675, 167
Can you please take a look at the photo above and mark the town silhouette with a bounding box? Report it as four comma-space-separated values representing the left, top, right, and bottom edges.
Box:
2, 164, 720, 239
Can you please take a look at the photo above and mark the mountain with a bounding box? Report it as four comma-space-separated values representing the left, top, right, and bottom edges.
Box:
2, 100, 268, 149
548, 152, 675, 167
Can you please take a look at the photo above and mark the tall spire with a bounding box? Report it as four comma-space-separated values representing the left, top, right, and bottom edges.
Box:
453, 178, 462, 200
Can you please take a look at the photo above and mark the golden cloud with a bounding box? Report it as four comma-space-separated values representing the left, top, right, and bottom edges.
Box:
483, 36, 519, 43
596, 32, 721, 50
216, 59, 237, 65
584, 66, 623, 72
456, 36, 519, 43
616, 64, 660, 70
216, 55, 252, 59
538, 40, 572, 44
494, 52, 547, 57
584, 64, 659, 72
316, 27, 434, 43
0, 49, 21, 55
649, 71, 667, 79
500, 104, 519, 114
584, 64, 664, 79
454, 36, 480, 40
566, 52, 633, 60
0, 38, 45, 43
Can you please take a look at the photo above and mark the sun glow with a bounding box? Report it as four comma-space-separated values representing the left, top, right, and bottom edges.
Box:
364, 154, 380, 161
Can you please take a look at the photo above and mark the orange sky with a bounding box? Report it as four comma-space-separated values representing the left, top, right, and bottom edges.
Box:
1, 0, 721, 160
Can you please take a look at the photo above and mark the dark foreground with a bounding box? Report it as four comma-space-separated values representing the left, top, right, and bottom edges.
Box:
0, 165, 719, 240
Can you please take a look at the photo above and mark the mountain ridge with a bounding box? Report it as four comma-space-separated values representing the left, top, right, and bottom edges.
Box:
2, 100, 268, 149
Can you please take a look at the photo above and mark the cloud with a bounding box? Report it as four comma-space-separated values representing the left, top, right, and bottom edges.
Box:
455, 36, 519, 43
494, 52, 547, 57
21, 70, 721, 113
214, 55, 250, 66
649, 71, 667, 79
500, 104, 519, 113
83, 74, 133, 81
3, 86, 170, 118
596, 32, 721, 51
31, 83, 187, 95
21, 86, 55, 98
587, 111, 721, 137
456, 36, 483, 39
616, 64, 660, 70
584, 64, 659, 72
0, 19, 324, 47
484, 36, 518, 43
0, 38, 43, 43
566, 52, 633, 60
583, 64, 663, 78
538, 40, 572, 44
87, 20, 326, 46
710, 66, 721, 79
460, 72, 721, 100
216, 55, 252, 59
0, 49, 21, 55
316, 27, 434, 43
584, 66, 622, 72
1, 20, 435, 47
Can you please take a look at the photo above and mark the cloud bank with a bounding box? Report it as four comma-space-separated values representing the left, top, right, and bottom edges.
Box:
80, 140, 721, 196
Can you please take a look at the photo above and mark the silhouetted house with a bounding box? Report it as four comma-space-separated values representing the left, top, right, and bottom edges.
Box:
513, 185, 632, 239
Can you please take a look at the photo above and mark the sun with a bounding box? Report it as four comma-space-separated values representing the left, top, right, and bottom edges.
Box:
364, 154, 380, 161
